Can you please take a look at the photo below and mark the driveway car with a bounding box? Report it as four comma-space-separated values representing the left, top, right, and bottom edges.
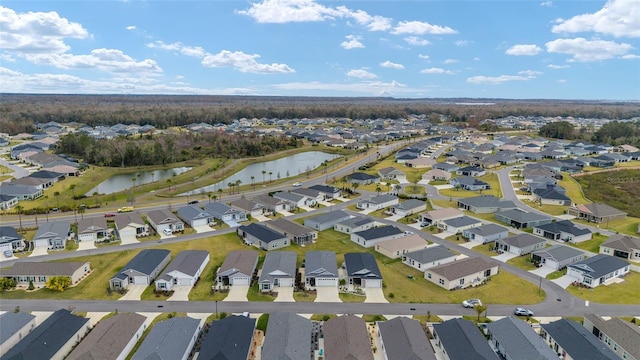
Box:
462, 299, 482, 308
163, 228, 173, 236
514, 307, 534, 316
292, 182, 302, 187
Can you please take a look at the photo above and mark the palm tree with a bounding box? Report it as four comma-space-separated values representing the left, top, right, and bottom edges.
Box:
69, 184, 76, 199
15, 205, 23, 230
131, 177, 137, 188
375, 186, 382, 196
474, 304, 487, 322
268, 171, 273, 183
53, 191, 60, 208
250, 176, 255, 190
78, 206, 86, 220
212, 194, 218, 203
217, 188, 223, 201
262, 170, 266, 183
235, 180, 242, 194
227, 182, 234, 195
394, 184, 402, 195
352, 182, 359, 194
166, 179, 172, 191
44, 195, 50, 222
208, 192, 213, 203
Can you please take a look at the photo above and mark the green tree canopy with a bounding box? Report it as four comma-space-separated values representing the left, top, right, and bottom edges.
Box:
46, 276, 72, 292
538, 121, 575, 139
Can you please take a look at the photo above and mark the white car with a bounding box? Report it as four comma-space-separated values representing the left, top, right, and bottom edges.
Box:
514, 307, 534, 316
162, 228, 173, 236
292, 182, 302, 187
462, 299, 482, 308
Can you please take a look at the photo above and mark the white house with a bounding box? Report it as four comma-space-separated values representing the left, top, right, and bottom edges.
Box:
155, 250, 210, 291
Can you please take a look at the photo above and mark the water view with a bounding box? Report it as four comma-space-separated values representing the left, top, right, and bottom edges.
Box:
86, 167, 193, 195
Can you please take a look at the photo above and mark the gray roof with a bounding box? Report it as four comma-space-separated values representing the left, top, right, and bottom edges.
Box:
273, 191, 304, 203
217, 250, 259, 278
266, 218, 316, 236
259, 251, 297, 284
533, 245, 584, 262
534, 220, 591, 237
344, 252, 381, 279
308, 184, 340, 194
238, 223, 286, 243
146, 209, 180, 225
305, 250, 338, 278
496, 209, 552, 222
304, 210, 350, 225
0, 183, 40, 196
348, 172, 379, 181
77, 216, 108, 233
253, 194, 284, 207
443, 216, 481, 228
118, 249, 171, 277
404, 246, 457, 264
230, 198, 262, 212
394, 199, 426, 211
324, 315, 373, 360
568, 254, 629, 279
499, 233, 546, 248
290, 187, 321, 198
541, 319, 619, 360
2, 309, 89, 360
66, 313, 147, 360
0, 312, 35, 345
433, 318, 500, 360
429, 257, 496, 281
336, 215, 375, 228
132, 316, 200, 360
457, 195, 516, 209
204, 201, 240, 216
33, 220, 70, 241
261, 312, 312, 360
176, 205, 212, 222
464, 223, 508, 236
114, 212, 146, 230
354, 225, 403, 240
0, 261, 87, 277
363, 194, 397, 205
378, 317, 436, 360
451, 176, 489, 187
584, 314, 640, 359
0, 226, 21, 244
158, 250, 209, 282
573, 202, 627, 217
486, 317, 558, 360
198, 315, 255, 360
601, 234, 640, 252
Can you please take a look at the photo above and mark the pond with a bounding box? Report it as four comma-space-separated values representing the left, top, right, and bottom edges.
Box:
181, 151, 340, 196
86, 167, 193, 195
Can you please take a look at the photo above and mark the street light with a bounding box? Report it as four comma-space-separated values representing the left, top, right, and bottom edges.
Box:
215, 300, 218, 320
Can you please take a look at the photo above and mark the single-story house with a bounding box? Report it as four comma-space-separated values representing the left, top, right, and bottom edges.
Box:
65, 313, 147, 360
109, 249, 171, 290
486, 317, 558, 360
290, 187, 325, 202
0, 226, 25, 254
406, 157, 437, 168
237, 223, 289, 251
432, 318, 500, 360
533, 220, 592, 243
344, 252, 383, 288
197, 316, 255, 360
432, 163, 460, 173
304, 250, 339, 289
531, 185, 572, 206
229, 198, 264, 218
438, 216, 483, 234
176, 205, 214, 228
347, 172, 380, 185
155, 250, 210, 291
261, 312, 312, 360
0, 183, 43, 201
0, 312, 36, 357
419, 208, 464, 226
456, 166, 486, 177
131, 316, 201, 360
258, 251, 297, 292
421, 169, 452, 182
582, 314, 640, 360
356, 194, 399, 210
204, 202, 247, 225
495, 209, 552, 229
425, 256, 499, 290
114, 212, 150, 239
375, 234, 429, 259
253, 194, 294, 213
449, 176, 491, 191
566, 254, 630, 288
146, 209, 184, 234
76, 217, 111, 242
390, 199, 427, 217
599, 234, 640, 262
378, 167, 406, 181
495, 233, 547, 256
265, 217, 318, 246
457, 195, 517, 214
540, 319, 619, 360
308, 184, 341, 199
10, 176, 54, 191
334, 215, 376, 234
0, 261, 91, 288
402, 245, 458, 272
32, 220, 71, 250
351, 225, 405, 248
0, 194, 18, 210
567, 203, 627, 224
462, 223, 509, 244
378, 317, 436, 360
216, 250, 259, 286
303, 210, 351, 231
1, 309, 90, 360
324, 315, 373, 360
272, 191, 316, 208
531, 245, 586, 270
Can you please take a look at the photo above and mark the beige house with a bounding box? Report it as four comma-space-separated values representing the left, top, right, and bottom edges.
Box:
425, 257, 498, 290
405, 157, 437, 168
418, 207, 463, 227
421, 169, 452, 182
374, 234, 429, 259
0, 261, 91, 288
599, 234, 640, 262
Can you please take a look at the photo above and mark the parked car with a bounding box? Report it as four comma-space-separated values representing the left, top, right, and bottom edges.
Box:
104, 213, 117, 218
162, 228, 173, 236
188, 200, 199, 205
292, 182, 302, 187
462, 299, 482, 308
514, 307, 534, 316
117, 206, 134, 213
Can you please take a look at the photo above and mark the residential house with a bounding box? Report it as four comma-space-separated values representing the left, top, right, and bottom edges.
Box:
0, 261, 91, 288
432, 163, 459, 173
421, 169, 452, 182
304, 250, 339, 289
533, 220, 592, 243
334, 215, 376, 234
204, 202, 247, 226
583, 314, 640, 360
567, 254, 630, 288
432, 318, 500, 360
66, 313, 147, 360
406, 157, 437, 168
567, 203, 627, 224
290, 187, 325, 203
265, 218, 318, 246
600, 234, 640, 262
486, 317, 558, 360
419, 208, 463, 227
10, 176, 55, 191
155, 250, 210, 291
0, 194, 18, 210
378, 317, 436, 360
114, 212, 150, 239
304, 210, 351, 231
109, 249, 171, 290
229, 198, 264, 218
532, 185, 572, 206
438, 216, 483, 234
131, 316, 201, 360
531, 245, 586, 270
456, 166, 486, 177
176, 205, 214, 228
197, 316, 255, 360
261, 312, 312, 360
495, 233, 547, 255
495, 209, 552, 229
307, 184, 341, 199
253, 194, 294, 213
425, 257, 499, 290
457, 195, 517, 214
272, 191, 316, 208
32, 220, 71, 250
1, 309, 90, 360
216, 250, 258, 286
76, 217, 111, 242
146, 209, 184, 234
390, 199, 427, 217
323, 315, 373, 360
540, 319, 619, 360
347, 172, 380, 185
258, 251, 297, 292
0, 312, 36, 357
378, 167, 407, 181
449, 176, 490, 191
350, 225, 405, 248
462, 223, 509, 244
375, 234, 429, 259
402, 246, 458, 272
356, 194, 399, 210
0, 226, 24, 254
237, 223, 289, 251
344, 252, 383, 288
0, 183, 43, 200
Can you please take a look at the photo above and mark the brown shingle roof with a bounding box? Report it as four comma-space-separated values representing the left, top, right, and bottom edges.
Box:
430, 257, 496, 281
324, 315, 373, 360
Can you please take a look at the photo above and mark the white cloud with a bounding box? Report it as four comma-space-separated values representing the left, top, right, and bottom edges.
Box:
341, 35, 364, 49
237, 0, 341, 23
25, 48, 162, 73
346, 69, 377, 79
545, 37, 633, 61
391, 20, 457, 35
473, 57, 481, 61
0, 6, 89, 54
557, 79, 567, 83
201, 50, 295, 74
147, 41, 206, 58
466, 70, 541, 84
380, 61, 404, 69
540, 1, 553, 7
454, 40, 471, 47
420, 67, 453, 74
125, 25, 137, 31
0, 53, 15, 62
505, 44, 542, 56
404, 36, 430, 46
622, 54, 640, 59
444, 59, 459, 64
548, 64, 570, 69
341, 7, 392, 31
271, 79, 412, 96
552, 0, 640, 38
418, 54, 430, 60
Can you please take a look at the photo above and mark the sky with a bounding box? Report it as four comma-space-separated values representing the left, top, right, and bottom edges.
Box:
1, 0, 639, 100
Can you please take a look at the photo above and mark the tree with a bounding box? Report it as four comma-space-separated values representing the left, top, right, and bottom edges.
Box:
69, 184, 76, 199
46, 276, 71, 292
474, 304, 488, 322
235, 180, 242, 194
352, 182, 360, 193
394, 184, 402, 195
208, 192, 213, 203
217, 188, 223, 201
78, 206, 86, 220
0, 277, 16, 292
166, 178, 172, 192
250, 175, 255, 190
14, 205, 23, 230
538, 121, 575, 139
262, 170, 267, 183
268, 171, 273, 182
28, 280, 34, 291
54, 191, 60, 208
131, 177, 137, 188
228, 182, 234, 195
375, 186, 382, 195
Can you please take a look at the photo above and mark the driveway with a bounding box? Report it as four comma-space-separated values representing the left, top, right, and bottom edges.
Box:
386, 214, 403, 221
552, 275, 575, 289
252, 214, 270, 222
397, 178, 410, 184
277, 210, 294, 217
118, 284, 147, 301
359, 208, 375, 215
193, 224, 214, 233
364, 287, 388, 303
274, 287, 295, 302
493, 252, 517, 262
298, 205, 315, 212
459, 241, 477, 249
223, 285, 249, 302
315, 287, 341, 303
120, 234, 139, 245
29, 247, 49, 257
77, 241, 96, 251
159, 232, 175, 239
433, 184, 454, 190
85, 311, 109, 326
167, 286, 192, 301
529, 266, 556, 277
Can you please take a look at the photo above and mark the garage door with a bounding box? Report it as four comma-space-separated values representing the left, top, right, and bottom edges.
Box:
231, 277, 250, 286
192, 219, 208, 227
315, 278, 338, 287
178, 277, 193, 286
119, 228, 135, 238
133, 275, 148, 284
363, 279, 381, 288
277, 278, 294, 287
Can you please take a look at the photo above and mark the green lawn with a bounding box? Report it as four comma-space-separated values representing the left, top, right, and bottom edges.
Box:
546, 268, 566, 280
472, 243, 497, 257
520, 200, 568, 216
567, 271, 640, 304
507, 254, 537, 271
559, 172, 591, 204
566, 233, 608, 253
339, 293, 366, 302
293, 290, 317, 302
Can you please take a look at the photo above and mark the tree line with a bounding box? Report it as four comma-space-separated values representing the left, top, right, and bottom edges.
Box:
538, 120, 640, 147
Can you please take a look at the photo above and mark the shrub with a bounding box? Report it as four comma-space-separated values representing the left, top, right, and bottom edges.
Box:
27, 280, 34, 291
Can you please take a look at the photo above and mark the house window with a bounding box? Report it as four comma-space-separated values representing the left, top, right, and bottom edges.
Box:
38, 276, 46, 282
459, 278, 465, 285
427, 273, 431, 279
484, 269, 491, 277
438, 279, 444, 285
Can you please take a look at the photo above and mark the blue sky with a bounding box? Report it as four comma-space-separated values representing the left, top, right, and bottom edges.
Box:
1, 0, 639, 99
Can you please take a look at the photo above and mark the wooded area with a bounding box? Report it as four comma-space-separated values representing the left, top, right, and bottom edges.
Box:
538, 120, 640, 147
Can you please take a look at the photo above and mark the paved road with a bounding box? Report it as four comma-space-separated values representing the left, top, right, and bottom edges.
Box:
0, 157, 29, 179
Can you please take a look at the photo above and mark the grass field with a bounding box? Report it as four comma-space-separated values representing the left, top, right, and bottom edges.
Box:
472, 243, 498, 257
567, 271, 640, 304
566, 233, 608, 253
574, 169, 640, 217
439, 173, 503, 199
506, 254, 537, 271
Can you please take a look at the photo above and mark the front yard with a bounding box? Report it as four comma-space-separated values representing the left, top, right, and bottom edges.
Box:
567, 271, 640, 305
